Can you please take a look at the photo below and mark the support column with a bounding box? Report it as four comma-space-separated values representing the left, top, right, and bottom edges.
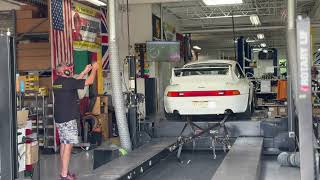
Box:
286, 0, 296, 137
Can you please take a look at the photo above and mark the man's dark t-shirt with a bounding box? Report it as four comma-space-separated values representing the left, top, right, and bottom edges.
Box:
53, 76, 85, 123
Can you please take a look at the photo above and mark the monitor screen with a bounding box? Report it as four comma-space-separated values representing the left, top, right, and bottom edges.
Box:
146, 41, 180, 62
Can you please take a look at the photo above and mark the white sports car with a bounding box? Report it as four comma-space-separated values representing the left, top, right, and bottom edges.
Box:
164, 60, 254, 117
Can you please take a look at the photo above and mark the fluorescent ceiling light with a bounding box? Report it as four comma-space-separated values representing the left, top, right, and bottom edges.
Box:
84, 0, 106, 6
202, 0, 243, 6
193, 46, 201, 50
253, 48, 262, 52
234, 39, 256, 43
260, 43, 267, 48
263, 49, 268, 53
246, 38, 257, 43
250, 15, 261, 26
257, 33, 264, 40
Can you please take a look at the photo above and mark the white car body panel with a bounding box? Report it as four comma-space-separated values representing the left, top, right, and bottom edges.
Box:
164, 60, 253, 115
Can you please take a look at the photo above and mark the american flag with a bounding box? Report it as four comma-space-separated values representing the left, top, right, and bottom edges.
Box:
100, 8, 110, 70
50, 0, 73, 68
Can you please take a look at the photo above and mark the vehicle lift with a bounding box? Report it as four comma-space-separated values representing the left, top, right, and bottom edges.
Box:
169, 114, 232, 161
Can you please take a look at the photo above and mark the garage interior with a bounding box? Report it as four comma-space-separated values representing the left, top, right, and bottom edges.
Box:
0, 0, 319, 179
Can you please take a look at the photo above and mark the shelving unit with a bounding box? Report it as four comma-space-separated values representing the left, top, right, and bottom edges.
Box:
19, 91, 57, 152
256, 104, 287, 107
312, 65, 320, 120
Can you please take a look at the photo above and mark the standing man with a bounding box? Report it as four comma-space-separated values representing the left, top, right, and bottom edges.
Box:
53, 62, 98, 180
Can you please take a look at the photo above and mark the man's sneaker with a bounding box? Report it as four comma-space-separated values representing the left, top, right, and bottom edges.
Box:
68, 171, 77, 179
59, 175, 75, 180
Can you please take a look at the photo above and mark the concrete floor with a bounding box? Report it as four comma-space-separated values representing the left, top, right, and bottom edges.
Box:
137, 151, 225, 180
261, 156, 300, 180
37, 150, 94, 180
35, 149, 300, 180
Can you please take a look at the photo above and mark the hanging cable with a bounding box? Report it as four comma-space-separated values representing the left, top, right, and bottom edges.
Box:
126, 0, 131, 54
232, 12, 237, 60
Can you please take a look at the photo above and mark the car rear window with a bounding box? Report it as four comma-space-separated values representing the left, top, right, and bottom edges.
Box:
176, 64, 231, 76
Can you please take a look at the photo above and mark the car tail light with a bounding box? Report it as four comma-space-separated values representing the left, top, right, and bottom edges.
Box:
167, 90, 240, 97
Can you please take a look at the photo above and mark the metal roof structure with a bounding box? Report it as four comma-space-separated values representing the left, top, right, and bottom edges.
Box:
161, 0, 319, 57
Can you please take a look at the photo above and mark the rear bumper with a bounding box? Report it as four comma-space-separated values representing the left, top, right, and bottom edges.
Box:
164, 94, 249, 115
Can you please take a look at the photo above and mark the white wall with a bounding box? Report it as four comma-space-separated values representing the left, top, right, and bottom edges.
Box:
109, 2, 181, 113
104, 3, 153, 94
118, 4, 153, 60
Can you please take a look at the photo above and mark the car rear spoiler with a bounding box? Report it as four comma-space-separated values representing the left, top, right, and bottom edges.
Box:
171, 66, 232, 82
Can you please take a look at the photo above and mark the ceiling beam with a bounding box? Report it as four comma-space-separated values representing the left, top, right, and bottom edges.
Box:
182, 23, 320, 33
182, 25, 285, 33
128, 0, 196, 4
0, 1, 21, 11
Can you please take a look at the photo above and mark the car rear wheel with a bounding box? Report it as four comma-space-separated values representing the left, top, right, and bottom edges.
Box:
164, 110, 185, 121
164, 110, 174, 120
243, 98, 254, 117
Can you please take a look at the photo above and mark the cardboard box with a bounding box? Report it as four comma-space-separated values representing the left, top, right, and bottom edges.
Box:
268, 107, 278, 118
17, 48, 50, 57
17, 42, 51, 71
26, 141, 38, 165
16, 18, 49, 33
92, 96, 108, 115
261, 80, 271, 92
98, 113, 109, 140
17, 56, 51, 71
39, 77, 52, 88
278, 107, 288, 116
16, 10, 34, 19
17, 42, 50, 49
20, 5, 39, 15
17, 109, 29, 128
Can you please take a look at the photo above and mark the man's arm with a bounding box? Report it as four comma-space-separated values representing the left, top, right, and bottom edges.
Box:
85, 62, 98, 86
76, 64, 92, 79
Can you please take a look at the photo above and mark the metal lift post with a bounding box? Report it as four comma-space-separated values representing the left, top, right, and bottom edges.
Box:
296, 16, 316, 180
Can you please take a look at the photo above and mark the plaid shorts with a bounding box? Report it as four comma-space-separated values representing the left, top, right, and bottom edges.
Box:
56, 120, 79, 144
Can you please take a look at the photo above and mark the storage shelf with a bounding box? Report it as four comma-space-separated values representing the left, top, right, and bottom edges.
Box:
244, 66, 257, 69
256, 92, 277, 95
251, 78, 284, 81
257, 104, 287, 107
32, 125, 54, 128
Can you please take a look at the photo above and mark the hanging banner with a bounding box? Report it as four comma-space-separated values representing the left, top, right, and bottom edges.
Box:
100, 8, 110, 70
72, 2, 101, 52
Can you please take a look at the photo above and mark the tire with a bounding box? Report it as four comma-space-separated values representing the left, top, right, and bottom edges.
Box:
243, 97, 254, 118
164, 110, 184, 121
164, 110, 174, 120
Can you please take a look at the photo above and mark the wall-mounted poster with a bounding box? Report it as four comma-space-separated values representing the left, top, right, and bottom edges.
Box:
152, 14, 161, 40
72, 2, 101, 52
